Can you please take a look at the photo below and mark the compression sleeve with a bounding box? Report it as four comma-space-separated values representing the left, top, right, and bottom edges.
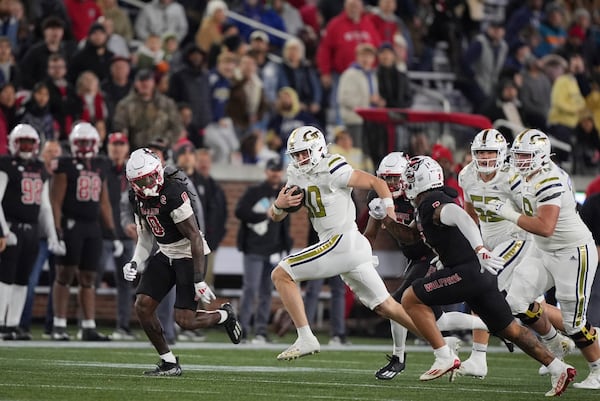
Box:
439, 203, 484, 250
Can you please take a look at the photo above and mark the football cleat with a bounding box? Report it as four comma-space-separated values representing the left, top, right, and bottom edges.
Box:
573, 366, 600, 389
457, 356, 488, 379
51, 328, 70, 341
375, 354, 406, 380
277, 336, 320, 360
2, 327, 32, 341
545, 363, 576, 396
144, 357, 182, 377
420, 354, 461, 381
219, 303, 242, 344
79, 328, 111, 341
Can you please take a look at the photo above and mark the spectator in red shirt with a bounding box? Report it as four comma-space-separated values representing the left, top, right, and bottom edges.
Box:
316, 0, 381, 124
65, 0, 103, 42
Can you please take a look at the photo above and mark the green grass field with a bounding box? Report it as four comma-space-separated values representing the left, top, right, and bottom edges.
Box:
0, 333, 591, 401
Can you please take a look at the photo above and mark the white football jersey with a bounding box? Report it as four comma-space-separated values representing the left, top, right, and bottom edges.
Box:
287, 153, 357, 241
459, 161, 528, 249
513, 162, 593, 251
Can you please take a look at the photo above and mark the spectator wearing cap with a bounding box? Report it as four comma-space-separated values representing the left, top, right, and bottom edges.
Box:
480, 77, 525, 143
168, 43, 212, 142
113, 68, 184, 150
101, 56, 132, 132
338, 42, 385, 155
44, 54, 82, 140
65, 0, 103, 42
98, 0, 133, 41
377, 42, 412, 109
316, 0, 381, 125
519, 54, 552, 131
20, 16, 76, 90
195, 0, 229, 53
431, 143, 464, 206
554, 24, 586, 61
249, 31, 281, 95
99, 131, 136, 339
67, 22, 114, 85
534, 2, 566, 57
233, 0, 286, 48
366, 0, 414, 69
135, 0, 188, 43
235, 157, 292, 343
459, 19, 508, 112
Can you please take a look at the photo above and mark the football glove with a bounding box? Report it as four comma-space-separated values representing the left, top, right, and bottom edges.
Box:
48, 238, 66, 256
6, 230, 17, 246
484, 199, 521, 224
113, 239, 124, 258
477, 247, 504, 275
123, 261, 138, 282
368, 198, 387, 220
194, 281, 216, 304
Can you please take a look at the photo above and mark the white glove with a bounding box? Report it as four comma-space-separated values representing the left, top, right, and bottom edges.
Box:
430, 255, 444, 271
113, 239, 124, 258
484, 199, 521, 223
123, 261, 138, 281
477, 247, 504, 275
194, 281, 216, 304
6, 231, 17, 246
48, 238, 66, 256
368, 198, 387, 220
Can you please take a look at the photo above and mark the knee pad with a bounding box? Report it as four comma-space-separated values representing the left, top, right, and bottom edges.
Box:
569, 322, 597, 349
516, 303, 542, 326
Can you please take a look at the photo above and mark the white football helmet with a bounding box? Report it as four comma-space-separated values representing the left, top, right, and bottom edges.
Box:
69, 122, 100, 159
471, 129, 508, 174
510, 129, 551, 175
403, 156, 444, 200
8, 124, 40, 160
126, 148, 164, 198
286, 125, 327, 173
377, 152, 409, 198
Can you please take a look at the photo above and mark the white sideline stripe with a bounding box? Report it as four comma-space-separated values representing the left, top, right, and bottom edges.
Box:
0, 341, 514, 353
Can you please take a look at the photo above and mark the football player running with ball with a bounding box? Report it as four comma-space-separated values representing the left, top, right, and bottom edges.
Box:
269, 126, 425, 361
123, 148, 241, 376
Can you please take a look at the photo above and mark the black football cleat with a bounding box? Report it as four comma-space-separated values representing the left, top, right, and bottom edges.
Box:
219, 303, 242, 344
144, 357, 182, 377
375, 354, 406, 380
80, 328, 111, 341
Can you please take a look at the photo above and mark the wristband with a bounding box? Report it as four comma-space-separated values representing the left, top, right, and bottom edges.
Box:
382, 197, 394, 208
271, 203, 283, 216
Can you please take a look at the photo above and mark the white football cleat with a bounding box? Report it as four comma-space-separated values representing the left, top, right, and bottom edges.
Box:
420, 354, 461, 381
545, 363, 576, 397
457, 356, 488, 379
277, 336, 320, 360
573, 366, 600, 389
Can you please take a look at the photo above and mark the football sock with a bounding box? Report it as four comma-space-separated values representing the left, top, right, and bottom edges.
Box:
433, 344, 452, 359
297, 325, 314, 340
5, 285, 27, 327
81, 320, 96, 329
472, 342, 487, 353
53, 317, 67, 328
217, 310, 227, 324
540, 326, 558, 341
160, 351, 177, 364
546, 358, 565, 376
390, 320, 407, 361
589, 358, 600, 369
0, 282, 12, 326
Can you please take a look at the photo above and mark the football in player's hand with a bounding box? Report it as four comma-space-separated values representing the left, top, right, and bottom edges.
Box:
283, 186, 304, 213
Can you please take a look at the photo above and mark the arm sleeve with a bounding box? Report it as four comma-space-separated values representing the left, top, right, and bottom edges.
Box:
131, 215, 154, 266
0, 171, 9, 235
439, 203, 484, 250
38, 181, 58, 242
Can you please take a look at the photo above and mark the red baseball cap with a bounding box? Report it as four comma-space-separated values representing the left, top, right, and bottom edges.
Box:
108, 132, 128, 144
431, 143, 453, 163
